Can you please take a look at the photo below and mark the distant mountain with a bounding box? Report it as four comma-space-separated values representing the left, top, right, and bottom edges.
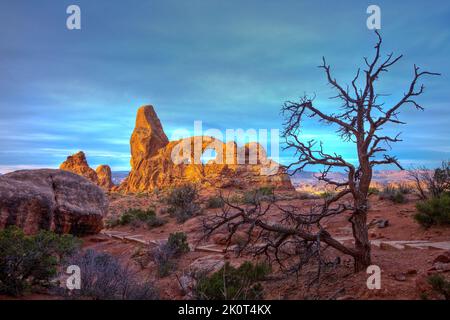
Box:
289, 170, 412, 188
111, 171, 129, 184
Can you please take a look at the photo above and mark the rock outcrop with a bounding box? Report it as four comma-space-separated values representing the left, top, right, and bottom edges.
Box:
120, 105, 293, 192
131, 105, 169, 168
59, 152, 115, 191
0, 169, 108, 235
60, 151, 98, 184
96, 165, 114, 190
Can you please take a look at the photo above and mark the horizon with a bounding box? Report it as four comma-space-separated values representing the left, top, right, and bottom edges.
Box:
1, 0, 449, 173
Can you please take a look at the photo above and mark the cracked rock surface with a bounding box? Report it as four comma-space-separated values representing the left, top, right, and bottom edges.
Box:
0, 169, 108, 235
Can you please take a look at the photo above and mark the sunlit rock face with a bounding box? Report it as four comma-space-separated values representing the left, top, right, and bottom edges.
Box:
120, 105, 294, 192
59, 152, 115, 191
60, 151, 98, 184
0, 169, 107, 235
96, 165, 114, 190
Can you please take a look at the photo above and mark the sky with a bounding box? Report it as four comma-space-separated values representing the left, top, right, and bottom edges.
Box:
0, 0, 449, 173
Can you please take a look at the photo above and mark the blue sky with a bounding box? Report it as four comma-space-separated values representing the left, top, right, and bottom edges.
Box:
0, 0, 449, 172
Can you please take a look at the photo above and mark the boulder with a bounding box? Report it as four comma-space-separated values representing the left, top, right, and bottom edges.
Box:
189, 255, 225, 277
0, 169, 107, 235
60, 151, 98, 184
96, 165, 114, 190
433, 251, 450, 264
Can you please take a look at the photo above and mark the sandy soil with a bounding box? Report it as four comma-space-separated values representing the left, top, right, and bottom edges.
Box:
72, 190, 450, 300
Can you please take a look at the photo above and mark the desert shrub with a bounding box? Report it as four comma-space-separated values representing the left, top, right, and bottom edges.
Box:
427, 274, 450, 300
319, 191, 336, 200
146, 215, 167, 229
116, 208, 166, 229
167, 232, 190, 256
229, 194, 244, 204
166, 184, 201, 222
151, 232, 190, 277
296, 191, 320, 200
409, 162, 450, 199
207, 196, 225, 209
243, 186, 275, 205
151, 243, 177, 277
194, 261, 271, 300
257, 186, 275, 196
104, 217, 120, 228
368, 187, 380, 195
398, 183, 412, 194
0, 227, 80, 296
414, 194, 450, 228
64, 249, 158, 300
379, 186, 407, 204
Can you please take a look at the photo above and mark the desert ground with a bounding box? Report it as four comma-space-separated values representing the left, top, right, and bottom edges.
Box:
72, 187, 450, 300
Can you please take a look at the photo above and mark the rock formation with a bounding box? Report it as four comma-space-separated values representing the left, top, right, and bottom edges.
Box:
96, 165, 114, 190
59, 151, 115, 190
60, 151, 98, 184
131, 105, 169, 168
120, 105, 293, 192
0, 169, 108, 235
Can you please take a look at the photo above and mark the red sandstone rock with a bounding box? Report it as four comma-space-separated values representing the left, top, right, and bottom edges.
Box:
0, 169, 107, 235
121, 105, 294, 192
60, 151, 98, 184
96, 165, 114, 190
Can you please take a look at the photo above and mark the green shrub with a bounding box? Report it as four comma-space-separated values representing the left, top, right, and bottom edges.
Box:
166, 184, 201, 222
229, 194, 244, 204
151, 232, 190, 277
207, 196, 225, 209
296, 192, 320, 200
0, 227, 81, 296
146, 215, 166, 229
257, 186, 275, 196
415, 194, 450, 228
115, 208, 166, 229
392, 192, 406, 204
319, 191, 336, 200
195, 261, 271, 300
379, 186, 407, 204
398, 183, 412, 195
152, 245, 176, 277
167, 232, 190, 256
104, 217, 120, 228
427, 274, 450, 300
368, 187, 380, 195
243, 186, 275, 205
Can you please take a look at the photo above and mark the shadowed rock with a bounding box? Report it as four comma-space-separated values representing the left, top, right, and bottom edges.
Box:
0, 169, 108, 235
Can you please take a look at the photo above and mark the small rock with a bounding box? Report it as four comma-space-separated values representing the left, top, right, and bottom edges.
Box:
377, 219, 389, 228
178, 275, 195, 296
433, 262, 450, 272
433, 251, 450, 264
406, 269, 418, 275
189, 255, 225, 277
394, 273, 407, 282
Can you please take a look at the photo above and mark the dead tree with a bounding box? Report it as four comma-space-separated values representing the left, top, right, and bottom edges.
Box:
203, 32, 439, 273
409, 161, 450, 200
